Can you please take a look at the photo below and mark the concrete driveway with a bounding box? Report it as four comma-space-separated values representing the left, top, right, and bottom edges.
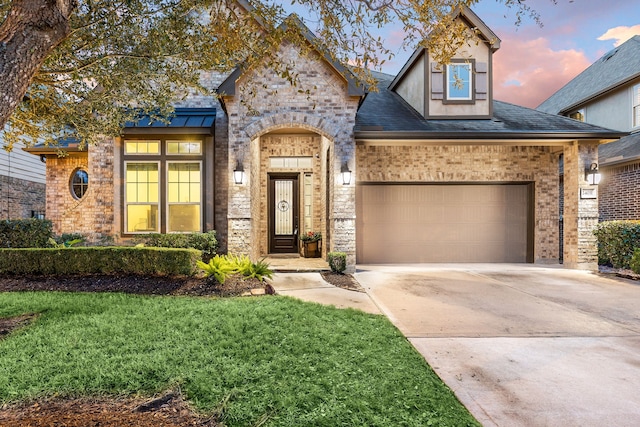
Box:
355, 264, 640, 427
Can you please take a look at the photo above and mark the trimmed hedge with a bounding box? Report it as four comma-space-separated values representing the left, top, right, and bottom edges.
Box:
0, 219, 53, 248
0, 247, 201, 276
593, 220, 640, 269
133, 231, 217, 260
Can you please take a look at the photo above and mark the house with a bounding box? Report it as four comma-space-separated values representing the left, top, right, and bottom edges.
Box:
538, 35, 640, 222
0, 137, 46, 220
25, 5, 623, 270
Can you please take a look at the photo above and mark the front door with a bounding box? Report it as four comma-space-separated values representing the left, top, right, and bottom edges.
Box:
269, 174, 299, 253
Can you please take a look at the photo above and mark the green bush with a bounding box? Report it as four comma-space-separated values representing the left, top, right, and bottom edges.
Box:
197, 254, 274, 283
0, 219, 53, 248
328, 252, 347, 273
593, 221, 640, 269
0, 247, 200, 276
630, 248, 640, 274
133, 231, 217, 260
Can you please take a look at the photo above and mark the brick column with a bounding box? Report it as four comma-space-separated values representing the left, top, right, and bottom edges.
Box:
563, 141, 599, 270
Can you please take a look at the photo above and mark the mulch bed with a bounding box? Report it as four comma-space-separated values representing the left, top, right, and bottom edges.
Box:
0, 270, 362, 425
0, 391, 219, 427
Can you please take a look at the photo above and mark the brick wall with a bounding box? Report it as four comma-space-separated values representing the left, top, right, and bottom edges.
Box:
599, 162, 640, 221
0, 175, 45, 219
45, 137, 115, 243
224, 40, 360, 266
357, 144, 560, 262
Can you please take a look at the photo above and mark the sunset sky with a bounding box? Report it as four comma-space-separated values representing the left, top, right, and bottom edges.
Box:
381, 0, 640, 108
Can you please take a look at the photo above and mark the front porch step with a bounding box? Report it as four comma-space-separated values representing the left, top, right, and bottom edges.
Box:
263, 255, 330, 273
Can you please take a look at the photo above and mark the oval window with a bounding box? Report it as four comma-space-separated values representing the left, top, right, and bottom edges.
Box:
70, 169, 89, 200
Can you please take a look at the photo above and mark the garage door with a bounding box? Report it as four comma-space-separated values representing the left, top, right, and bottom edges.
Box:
356, 184, 531, 263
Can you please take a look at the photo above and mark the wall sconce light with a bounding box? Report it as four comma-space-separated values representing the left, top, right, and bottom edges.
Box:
233, 160, 244, 185
341, 163, 352, 185
585, 162, 601, 185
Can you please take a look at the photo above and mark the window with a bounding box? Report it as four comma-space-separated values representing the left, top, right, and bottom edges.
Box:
569, 110, 585, 122
70, 169, 89, 199
123, 138, 204, 234
125, 162, 159, 232
125, 140, 160, 154
447, 63, 472, 101
167, 162, 201, 232
633, 84, 640, 128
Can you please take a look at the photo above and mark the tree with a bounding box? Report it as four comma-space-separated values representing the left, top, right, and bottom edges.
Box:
0, 0, 539, 150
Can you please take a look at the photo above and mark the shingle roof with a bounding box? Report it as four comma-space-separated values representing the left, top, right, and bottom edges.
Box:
356, 75, 625, 140
599, 132, 640, 166
537, 36, 640, 115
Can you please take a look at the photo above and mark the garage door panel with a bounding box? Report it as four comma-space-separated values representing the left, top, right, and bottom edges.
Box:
357, 184, 530, 263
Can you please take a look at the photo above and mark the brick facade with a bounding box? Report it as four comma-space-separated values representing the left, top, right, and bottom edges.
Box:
599, 162, 640, 221
223, 40, 360, 267
45, 137, 115, 243
0, 175, 45, 220
357, 144, 561, 262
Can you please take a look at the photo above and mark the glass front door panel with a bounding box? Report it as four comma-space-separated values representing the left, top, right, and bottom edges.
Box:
275, 180, 293, 235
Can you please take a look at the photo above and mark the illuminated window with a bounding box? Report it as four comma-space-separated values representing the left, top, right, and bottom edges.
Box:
70, 169, 89, 200
167, 141, 202, 154
447, 63, 472, 100
569, 110, 585, 122
123, 138, 204, 234
167, 162, 201, 232
125, 162, 159, 232
125, 140, 160, 154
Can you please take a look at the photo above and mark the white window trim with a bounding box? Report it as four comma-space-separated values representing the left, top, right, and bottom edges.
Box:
632, 84, 640, 129
446, 63, 473, 101
124, 160, 161, 234
166, 160, 203, 233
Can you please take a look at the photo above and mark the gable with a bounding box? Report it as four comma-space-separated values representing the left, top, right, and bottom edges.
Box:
389, 5, 499, 119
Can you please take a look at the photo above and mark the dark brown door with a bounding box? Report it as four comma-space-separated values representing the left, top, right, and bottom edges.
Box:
269, 174, 299, 253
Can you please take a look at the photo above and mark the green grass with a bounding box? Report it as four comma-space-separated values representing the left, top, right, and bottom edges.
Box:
0, 292, 479, 426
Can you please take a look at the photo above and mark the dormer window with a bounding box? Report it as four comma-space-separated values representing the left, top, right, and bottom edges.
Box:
447, 63, 472, 101
569, 110, 585, 122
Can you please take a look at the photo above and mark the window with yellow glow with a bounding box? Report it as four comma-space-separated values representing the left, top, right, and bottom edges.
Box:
167, 162, 201, 232
125, 163, 159, 232
167, 141, 202, 154
125, 140, 160, 154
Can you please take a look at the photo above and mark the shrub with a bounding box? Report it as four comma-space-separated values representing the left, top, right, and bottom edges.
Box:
0, 219, 53, 248
0, 247, 200, 276
593, 221, 640, 269
328, 252, 347, 273
233, 255, 274, 282
630, 249, 640, 274
197, 255, 236, 284
134, 231, 217, 260
197, 254, 274, 284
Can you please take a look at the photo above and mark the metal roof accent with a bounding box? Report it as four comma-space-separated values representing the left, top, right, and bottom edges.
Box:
124, 108, 216, 131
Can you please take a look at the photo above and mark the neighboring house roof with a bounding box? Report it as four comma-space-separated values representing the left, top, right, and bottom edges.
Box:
356, 75, 625, 140
599, 132, 640, 167
24, 108, 216, 154
537, 35, 640, 115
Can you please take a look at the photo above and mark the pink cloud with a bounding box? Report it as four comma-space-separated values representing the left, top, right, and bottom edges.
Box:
597, 25, 640, 47
492, 37, 591, 108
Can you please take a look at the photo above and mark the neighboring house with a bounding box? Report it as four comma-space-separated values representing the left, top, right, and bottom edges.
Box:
538, 35, 640, 222
25, 5, 623, 270
0, 136, 46, 220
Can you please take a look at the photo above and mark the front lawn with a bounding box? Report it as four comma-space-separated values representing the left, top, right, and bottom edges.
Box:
0, 292, 478, 426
